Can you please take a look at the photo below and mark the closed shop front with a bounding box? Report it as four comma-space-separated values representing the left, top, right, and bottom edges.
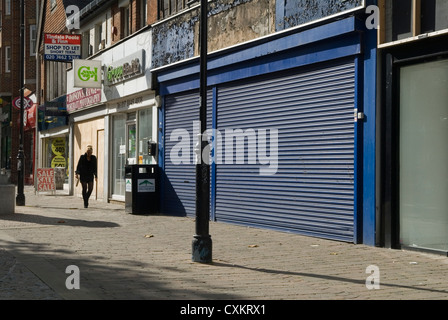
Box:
162, 92, 199, 217
214, 61, 355, 241
73, 116, 105, 201
157, 16, 376, 243
379, 0, 448, 253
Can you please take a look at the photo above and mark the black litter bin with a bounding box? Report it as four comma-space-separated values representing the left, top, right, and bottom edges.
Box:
125, 164, 159, 215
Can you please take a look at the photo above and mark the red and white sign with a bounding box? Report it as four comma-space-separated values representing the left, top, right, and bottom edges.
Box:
12, 96, 33, 110
66, 88, 102, 113
37, 168, 55, 192
44, 33, 81, 61
26, 104, 36, 129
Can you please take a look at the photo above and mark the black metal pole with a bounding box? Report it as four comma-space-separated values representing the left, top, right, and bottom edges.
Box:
192, 0, 212, 263
16, 0, 25, 206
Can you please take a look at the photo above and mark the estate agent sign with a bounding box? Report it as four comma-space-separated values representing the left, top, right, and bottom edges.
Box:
44, 33, 81, 61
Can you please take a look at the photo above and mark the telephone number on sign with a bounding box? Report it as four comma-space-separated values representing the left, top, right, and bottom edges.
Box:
45, 54, 81, 61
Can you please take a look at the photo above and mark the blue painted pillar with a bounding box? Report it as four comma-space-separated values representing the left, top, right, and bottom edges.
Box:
362, 0, 378, 246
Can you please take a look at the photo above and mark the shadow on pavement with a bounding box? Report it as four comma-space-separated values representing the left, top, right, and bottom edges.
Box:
0, 237, 242, 300
211, 261, 448, 295
0, 213, 120, 228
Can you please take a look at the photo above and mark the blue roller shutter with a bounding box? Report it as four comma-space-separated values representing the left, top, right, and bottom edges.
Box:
162, 91, 212, 217
214, 60, 356, 241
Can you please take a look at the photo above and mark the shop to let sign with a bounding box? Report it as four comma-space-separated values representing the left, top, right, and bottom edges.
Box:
37, 168, 55, 192
44, 33, 81, 62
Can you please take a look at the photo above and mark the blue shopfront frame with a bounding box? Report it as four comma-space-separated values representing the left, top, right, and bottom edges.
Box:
154, 16, 377, 245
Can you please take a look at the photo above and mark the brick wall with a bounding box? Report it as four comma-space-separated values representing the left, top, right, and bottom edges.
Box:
147, 0, 158, 25
6, 0, 37, 184
111, 2, 121, 44
38, 0, 69, 106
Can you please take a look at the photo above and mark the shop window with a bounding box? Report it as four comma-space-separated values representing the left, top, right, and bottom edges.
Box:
44, 137, 68, 183
111, 109, 155, 198
138, 109, 154, 164
112, 114, 126, 197
380, 0, 448, 45
399, 59, 448, 252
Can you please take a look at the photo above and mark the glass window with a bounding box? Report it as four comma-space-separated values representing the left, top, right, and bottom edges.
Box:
382, 0, 448, 44
122, 6, 130, 38
127, 122, 136, 164
386, 0, 413, 42
5, 0, 11, 15
421, 0, 448, 33
161, 0, 185, 19
399, 59, 448, 252
138, 108, 154, 164
5, 46, 10, 73
82, 31, 91, 58
112, 114, 126, 196
30, 25, 37, 56
140, 0, 147, 29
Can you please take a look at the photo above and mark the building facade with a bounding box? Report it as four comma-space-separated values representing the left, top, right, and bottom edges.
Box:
377, 0, 448, 254
33, 0, 448, 254
36, 0, 157, 198
153, 0, 378, 245
0, 0, 37, 185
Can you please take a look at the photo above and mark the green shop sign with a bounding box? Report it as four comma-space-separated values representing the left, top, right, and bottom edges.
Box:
73, 59, 102, 88
78, 65, 98, 82
106, 50, 145, 85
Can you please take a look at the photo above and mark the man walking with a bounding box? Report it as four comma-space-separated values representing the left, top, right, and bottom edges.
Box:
75, 145, 97, 208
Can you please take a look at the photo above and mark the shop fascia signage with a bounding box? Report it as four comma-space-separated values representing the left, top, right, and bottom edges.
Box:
105, 50, 145, 86
73, 59, 102, 88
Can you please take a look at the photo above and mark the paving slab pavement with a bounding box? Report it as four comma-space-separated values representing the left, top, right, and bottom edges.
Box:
0, 186, 448, 302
